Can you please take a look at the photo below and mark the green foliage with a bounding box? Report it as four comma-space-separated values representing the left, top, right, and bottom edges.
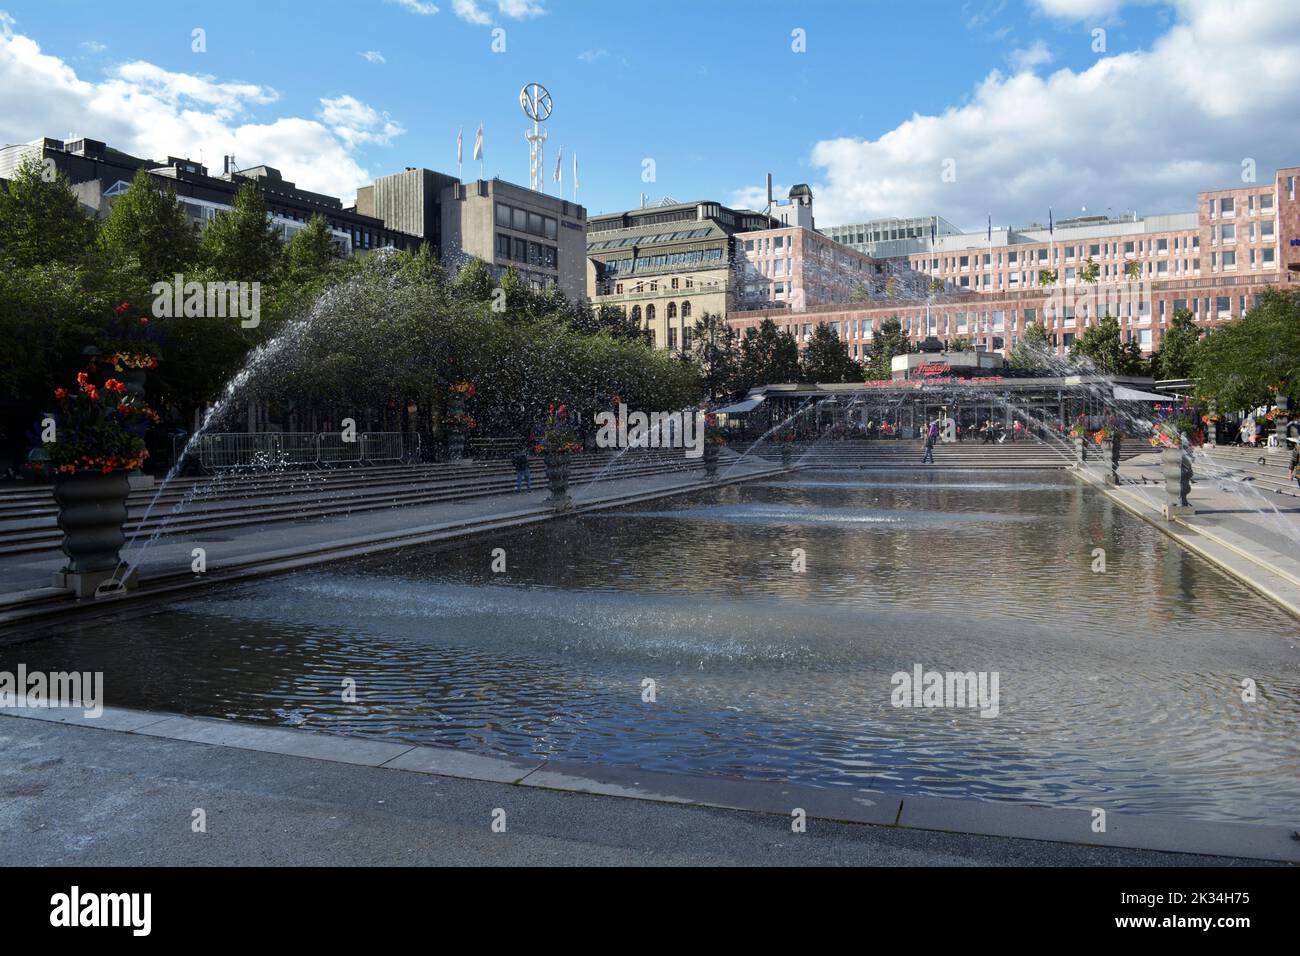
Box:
1079, 257, 1100, 284
864, 317, 909, 380
1192, 288, 1300, 411
1069, 314, 1125, 374
235, 251, 702, 435
1010, 321, 1051, 370
737, 318, 800, 390
0, 159, 97, 270
800, 322, 862, 383
1154, 308, 1199, 380
691, 312, 740, 400
198, 182, 283, 283
97, 169, 198, 286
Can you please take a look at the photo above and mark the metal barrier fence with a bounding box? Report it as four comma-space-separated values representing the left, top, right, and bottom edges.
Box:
187, 432, 419, 471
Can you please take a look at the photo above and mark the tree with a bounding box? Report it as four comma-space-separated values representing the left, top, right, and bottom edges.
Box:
0, 159, 97, 269
691, 312, 740, 400
1154, 308, 1199, 379
800, 323, 862, 383
1193, 288, 1300, 411
284, 214, 342, 282
97, 169, 199, 284
1010, 322, 1051, 370
1070, 314, 1125, 374
737, 318, 800, 391
198, 182, 283, 283
865, 317, 909, 380
1079, 257, 1100, 284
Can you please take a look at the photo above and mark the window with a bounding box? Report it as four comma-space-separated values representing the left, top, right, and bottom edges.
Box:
671, 278, 679, 290
496, 233, 512, 258
631, 306, 641, 321
1261, 193, 1274, 210
1221, 223, 1236, 242
646, 304, 656, 322
667, 328, 677, 350
1220, 197, 1235, 215
512, 237, 527, 261
667, 302, 677, 320
512, 207, 527, 231
495, 204, 510, 227
681, 302, 691, 319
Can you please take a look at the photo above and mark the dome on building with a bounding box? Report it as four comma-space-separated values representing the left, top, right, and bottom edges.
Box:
788, 183, 813, 204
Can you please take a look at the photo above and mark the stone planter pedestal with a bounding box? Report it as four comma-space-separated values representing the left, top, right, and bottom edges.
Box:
1101, 435, 1121, 485
544, 452, 572, 509
1161, 446, 1195, 519
703, 442, 720, 480
52, 470, 139, 597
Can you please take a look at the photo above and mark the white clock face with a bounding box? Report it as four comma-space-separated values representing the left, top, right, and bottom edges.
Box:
520, 83, 553, 122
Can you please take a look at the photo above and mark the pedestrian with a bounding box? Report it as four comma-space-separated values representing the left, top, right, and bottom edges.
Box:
512, 440, 532, 492
1289, 437, 1300, 489
922, 420, 936, 464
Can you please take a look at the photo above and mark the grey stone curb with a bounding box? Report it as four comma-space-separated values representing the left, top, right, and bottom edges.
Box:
2, 705, 1295, 863
0, 465, 789, 636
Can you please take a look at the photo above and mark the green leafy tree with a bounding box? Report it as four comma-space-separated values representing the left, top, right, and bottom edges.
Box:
865, 316, 909, 380
800, 323, 862, 383
1070, 314, 1125, 374
284, 214, 342, 282
1193, 288, 1300, 410
198, 182, 283, 283
738, 317, 800, 390
691, 312, 740, 400
0, 159, 97, 269
1155, 308, 1199, 379
1010, 322, 1051, 369
97, 169, 199, 283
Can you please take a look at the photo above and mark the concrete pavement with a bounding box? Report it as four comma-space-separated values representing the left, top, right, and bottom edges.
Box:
0, 713, 1281, 867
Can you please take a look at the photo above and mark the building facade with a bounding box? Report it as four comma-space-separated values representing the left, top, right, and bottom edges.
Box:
585, 199, 779, 350
2, 137, 418, 255
359, 170, 589, 300
729, 166, 1300, 361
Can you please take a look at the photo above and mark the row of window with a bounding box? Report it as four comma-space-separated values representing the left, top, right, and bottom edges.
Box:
614, 276, 695, 294
494, 202, 559, 240
496, 233, 558, 270
588, 228, 713, 250
630, 302, 692, 324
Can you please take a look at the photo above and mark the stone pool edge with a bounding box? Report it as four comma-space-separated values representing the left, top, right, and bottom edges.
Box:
3, 704, 1295, 864
0, 464, 791, 637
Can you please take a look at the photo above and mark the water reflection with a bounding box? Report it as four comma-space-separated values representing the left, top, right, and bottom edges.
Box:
6, 469, 1298, 824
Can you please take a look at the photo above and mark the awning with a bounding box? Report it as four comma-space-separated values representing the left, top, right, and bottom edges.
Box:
715, 397, 764, 414
1113, 385, 1170, 403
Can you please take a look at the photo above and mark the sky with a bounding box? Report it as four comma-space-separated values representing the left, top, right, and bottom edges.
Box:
2, 0, 1299, 232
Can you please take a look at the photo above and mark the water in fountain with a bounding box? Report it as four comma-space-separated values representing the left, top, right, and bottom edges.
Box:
718, 398, 819, 479
107, 277, 365, 587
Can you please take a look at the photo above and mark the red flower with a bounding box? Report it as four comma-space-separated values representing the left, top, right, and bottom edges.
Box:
54, 388, 66, 399
557, 404, 568, 415
76, 371, 89, 387
115, 302, 130, 314
105, 379, 127, 394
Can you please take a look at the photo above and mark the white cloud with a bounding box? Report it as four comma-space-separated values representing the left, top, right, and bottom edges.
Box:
386, 0, 440, 14
0, 13, 401, 201
577, 47, 607, 64
783, 0, 1300, 230
497, 0, 545, 17
1008, 39, 1052, 72
80, 40, 106, 54
452, 0, 545, 24
359, 50, 386, 64
1029, 0, 1132, 18
319, 94, 404, 147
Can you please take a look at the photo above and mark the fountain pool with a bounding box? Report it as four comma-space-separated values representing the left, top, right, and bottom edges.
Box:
6, 469, 1298, 825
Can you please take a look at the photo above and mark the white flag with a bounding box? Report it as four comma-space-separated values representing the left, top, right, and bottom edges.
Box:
457, 127, 463, 166
473, 122, 483, 161
554, 145, 563, 184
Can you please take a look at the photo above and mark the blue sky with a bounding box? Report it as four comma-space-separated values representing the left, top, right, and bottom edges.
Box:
2, 1, 1298, 230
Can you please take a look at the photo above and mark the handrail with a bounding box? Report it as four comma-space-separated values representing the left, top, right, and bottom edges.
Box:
183, 431, 420, 471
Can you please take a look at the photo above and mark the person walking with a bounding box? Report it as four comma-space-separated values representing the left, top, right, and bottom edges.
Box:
512, 441, 532, 492
922, 419, 937, 464
1289, 437, 1299, 489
